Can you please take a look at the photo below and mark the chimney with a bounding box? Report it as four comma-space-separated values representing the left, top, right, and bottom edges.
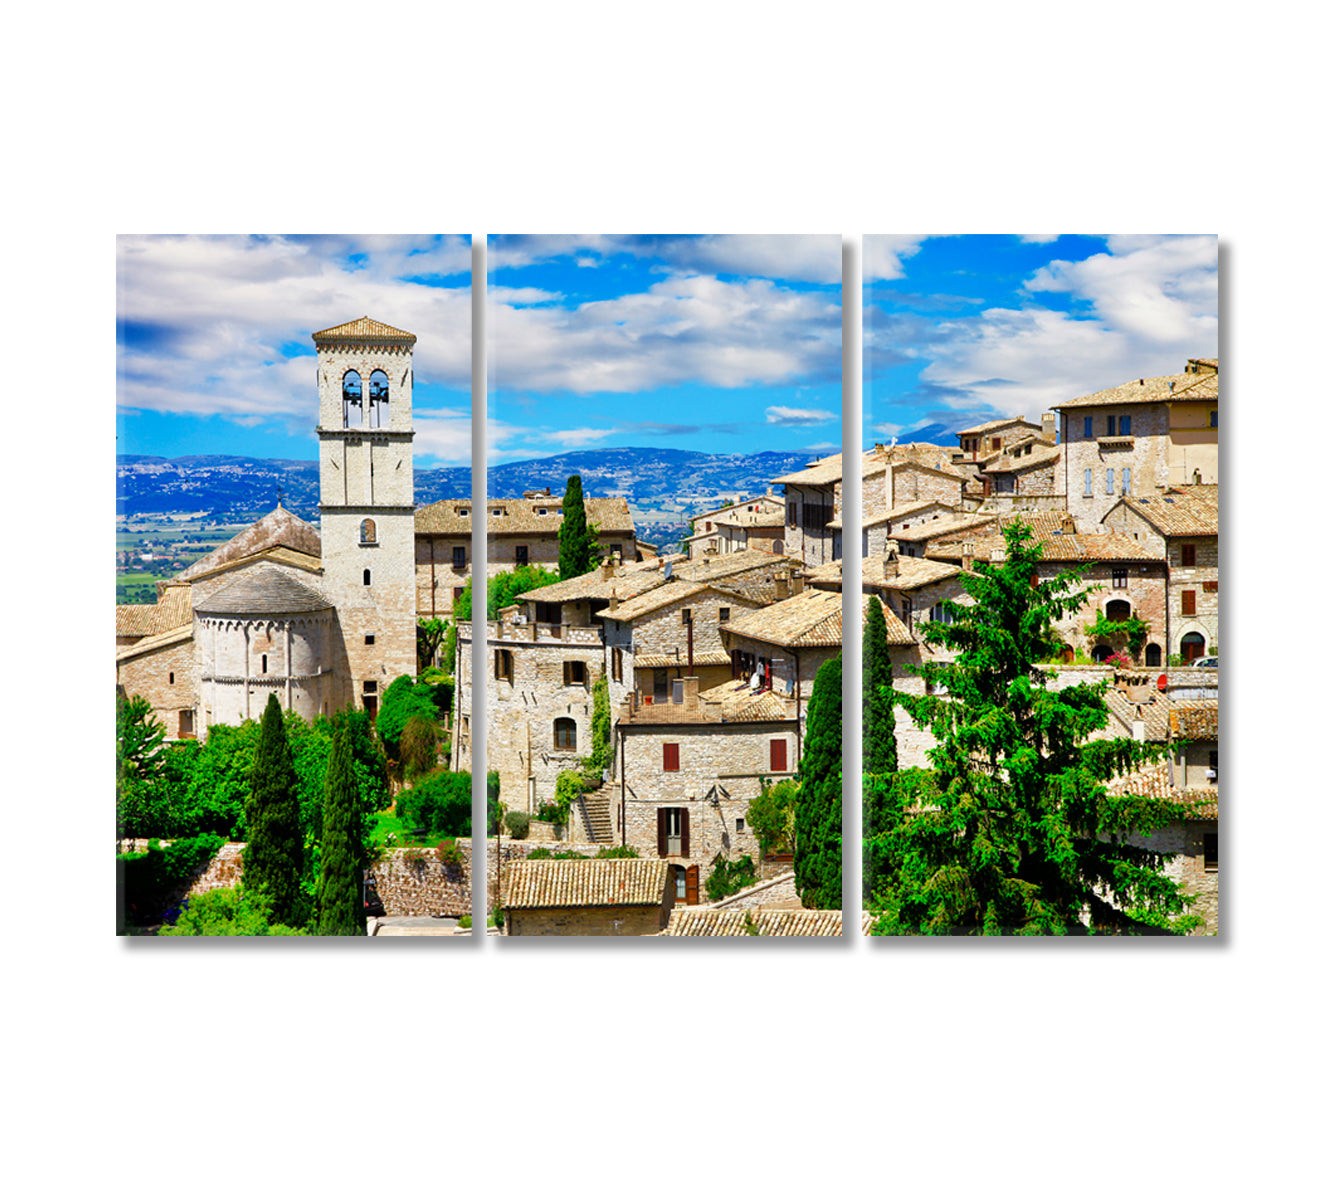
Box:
1041, 412, 1055, 441
883, 546, 899, 578
775, 573, 790, 600
601, 561, 615, 581
608, 591, 619, 614
791, 572, 804, 594
960, 539, 975, 571
682, 676, 700, 711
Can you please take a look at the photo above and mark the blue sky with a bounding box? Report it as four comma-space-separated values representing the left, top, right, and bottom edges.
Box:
116, 235, 473, 465
865, 234, 1219, 444
486, 235, 842, 463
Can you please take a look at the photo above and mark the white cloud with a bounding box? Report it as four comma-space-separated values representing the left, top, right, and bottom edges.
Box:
765, 405, 837, 427
879, 236, 1218, 426
491, 273, 840, 394
1020, 234, 1061, 243
863, 236, 928, 281
117, 235, 472, 426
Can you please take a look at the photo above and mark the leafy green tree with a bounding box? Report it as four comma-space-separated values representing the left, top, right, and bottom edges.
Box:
398, 770, 472, 837
377, 675, 441, 763
869, 520, 1201, 935
316, 721, 365, 935
161, 886, 305, 936
417, 617, 450, 673
793, 653, 842, 909
863, 597, 897, 775
558, 474, 602, 579
244, 694, 304, 927
746, 778, 799, 857
117, 693, 166, 787
399, 713, 440, 782
452, 566, 561, 622
583, 672, 612, 778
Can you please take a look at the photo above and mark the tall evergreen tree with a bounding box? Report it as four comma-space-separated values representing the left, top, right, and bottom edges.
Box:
869, 520, 1201, 935
863, 597, 897, 775
317, 720, 365, 935
793, 652, 842, 909
244, 693, 303, 926
558, 474, 602, 579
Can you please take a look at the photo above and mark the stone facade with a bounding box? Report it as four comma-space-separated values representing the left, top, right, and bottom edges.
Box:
116, 631, 200, 740
1060, 402, 1171, 531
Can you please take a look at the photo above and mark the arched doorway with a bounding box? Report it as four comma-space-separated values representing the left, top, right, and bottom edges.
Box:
1092, 644, 1113, 663
1106, 598, 1131, 621
1181, 632, 1206, 663
1144, 643, 1162, 667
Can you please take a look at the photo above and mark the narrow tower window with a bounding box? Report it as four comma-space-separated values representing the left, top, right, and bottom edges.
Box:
368, 369, 389, 428
363, 569, 371, 586
342, 370, 362, 428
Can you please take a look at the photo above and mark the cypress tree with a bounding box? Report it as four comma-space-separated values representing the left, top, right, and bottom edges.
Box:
869, 520, 1202, 935
558, 474, 602, 579
863, 597, 897, 775
793, 652, 842, 909
244, 693, 303, 927
317, 720, 365, 935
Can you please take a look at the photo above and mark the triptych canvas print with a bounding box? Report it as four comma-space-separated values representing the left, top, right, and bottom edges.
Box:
115, 234, 1218, 938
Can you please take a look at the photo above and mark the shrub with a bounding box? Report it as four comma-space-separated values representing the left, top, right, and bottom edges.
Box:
504, 811, 531, 840
595, 844, 639, 859
435, 838, 463, 868
458, 913, 473, 929
160, 885, 305, 936
118, 833, 226, 926
377, 675, 442, 760
398, 770, 472, 837
705, 854, 757, 901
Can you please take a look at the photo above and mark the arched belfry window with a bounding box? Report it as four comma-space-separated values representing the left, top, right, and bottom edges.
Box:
368, 369, 389, 429
342, 370, 362, 428
1106, 599, 1132, 622
360, 518, 377, 544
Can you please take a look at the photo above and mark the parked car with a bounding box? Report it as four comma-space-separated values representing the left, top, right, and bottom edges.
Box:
1193, 655, 1219, 669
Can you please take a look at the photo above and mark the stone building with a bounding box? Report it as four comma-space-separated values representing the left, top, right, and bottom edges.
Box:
772, 451, 845, 566
501, 857, 675, 936
952, 415, 1054, 463
1054, 357, 1219, 532
413, 491, 636, 621
115, 317, 421, 737
1101, 485, 1218, 662
832, 498, 956, 561
684, 492, 785, 559
978, 438, 1063, 498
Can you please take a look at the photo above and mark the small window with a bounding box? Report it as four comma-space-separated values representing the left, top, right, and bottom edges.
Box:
452, 546, 466, 569
494, 649, 513, 682
179, 710, 194, 737
453, 586, 464, 601
1210, 410, 1218, 429
1106, 415, 1116, 437
681, 607, 693, 625
610, 543, 622, 559
1121, 467, 1131, 495
736, 817, 744, 833
363, 680, 377, 693
1083, 468, 1093, 497
363, 569, 371, 586
554, 717, 577, 750
658, 806, 688, 856
1203, 832, 1218, 872
360, 518, 377, 544
1112, 567, 1128, 590
515, 545, 529, 567
460, 508, 469, 518
719, 606, 731, 623
1203, 580, 1217, 593
663, 743, 680, 772
563, 661, 587, 687
1105, 468, 1115, 495
365, 634, 375, 645
611, 646, 623, 682
1182, 589, 1196, 616
1181, 544, 1196, 567
168, 672, 174, 685
261, 654, 268, 673
1119, 415, 1131, 436
788, 504, 797, 527
492, 508, 502, 517
770, 739, 787, 772
992, 437, 1001, 450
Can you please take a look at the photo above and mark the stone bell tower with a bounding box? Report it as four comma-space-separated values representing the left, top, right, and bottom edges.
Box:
312, 316, 417, 715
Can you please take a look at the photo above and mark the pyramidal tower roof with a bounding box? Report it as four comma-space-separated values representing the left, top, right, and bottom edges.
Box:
311, 316, 416, 344
177, 505, 322, 581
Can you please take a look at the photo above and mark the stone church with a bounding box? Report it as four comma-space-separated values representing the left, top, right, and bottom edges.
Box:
116, 317, 419, 740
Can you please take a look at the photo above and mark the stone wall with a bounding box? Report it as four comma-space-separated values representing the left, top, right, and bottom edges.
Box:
889, 463, 962, 509
369, 848, 470, 917
709, 870, 800, 910
1061, 403, 1171, 531
117, 633, 199, 741
508, 903, 668, 937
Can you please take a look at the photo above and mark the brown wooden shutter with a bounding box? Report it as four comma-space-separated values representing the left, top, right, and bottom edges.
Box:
656, 808, 667, 857
680, 808, 690, 857
685, 864, 699, 905
1182, 590, 1196, 615
663, 743, 679, 772
563, 661, 571, 686
494, 649, 501, 679
1181, 544, 1196, 567
770, 738, 787, 772
1203, 580, 1217, 593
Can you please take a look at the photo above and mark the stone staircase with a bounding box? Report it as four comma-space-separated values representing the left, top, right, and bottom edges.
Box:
577, 782, 616, 843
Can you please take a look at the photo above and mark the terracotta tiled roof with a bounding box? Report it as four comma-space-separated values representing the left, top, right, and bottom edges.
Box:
115, 582, 193, 638
955, 416, 1044, 437
724, 589, 910, 648
692, 494, 784, 523
415, 495, 635, 536
1112, 490, 1218, 537
699, 680, 798, 722
829, 499, 945, 530
673, 548, 799, 584
930, 529, 1161, 564
863, 555, 961, 592
1104, 688, 1171, 742
503, 858, 670, 909
632, 650, 733, 669
1056, 367, 1218, 410
515, 566, 666, 605
771, 451, 848, 487
177, 507, 321, 581
1169, 700, 1218, 740
982, 444, 1061, 474
115, 623, 194, 664
1106, 761, 1218, 819
597, 580, 749, 625
661, 908, 846, 936
897, 513, 1000, 543
194, 564, 331, 615
311, 316, 416, 344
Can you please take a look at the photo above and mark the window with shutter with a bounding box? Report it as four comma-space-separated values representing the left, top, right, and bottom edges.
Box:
657, 808, 667, 857
1203, 580, 1217, 593
663, 743, 680, 772
1182, 590, 1196, 615
1106, 469, 1115, 495
1106, 415, 1116, 437
1084, 469, 1093, 497
1084, 417, 1093, 439
680, 808, 690, 857
553, 718, 576, 750
1181, 544, 1196, 567
452, 546, 466, 568
1119, 415, 1131, 436
770, 739, 787, 772
685, 864, 699, 905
